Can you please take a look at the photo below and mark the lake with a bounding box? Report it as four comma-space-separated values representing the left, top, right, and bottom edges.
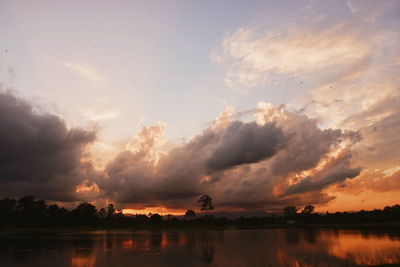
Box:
1, 228, 400, 266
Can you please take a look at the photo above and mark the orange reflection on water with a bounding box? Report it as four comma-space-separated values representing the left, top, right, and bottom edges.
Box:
71, 252, 96, 267
178, 234, 187, 246
276, 249, 304, 267
161, 232, 168, 249
328, 231, 400, 265
121, 239, 135, 249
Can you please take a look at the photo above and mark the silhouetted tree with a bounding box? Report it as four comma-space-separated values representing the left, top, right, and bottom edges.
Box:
75, 202, 97, 216
283, 206, 297, 218
34, 200, 47, 211
198, 195, 214, 214
135, 214, 149, 224
48, 204, 60, 214
0, 198, 17, 225
17, 196, 47, 225
185, 209, 196, 219
107, 203, 115, 218
18, 196, 35, 213
98, 208, 106, 218
302, 205, 315, 215
48, 204, 61, 220
0, 198, 17, 212
1, 195, 399, 228
149, 213, 162, 224
72, 202, 97, 225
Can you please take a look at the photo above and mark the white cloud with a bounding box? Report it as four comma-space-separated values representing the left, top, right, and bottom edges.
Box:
47, 58, 106, 84
81, 106, 120, 121
125, 121, 168, 163
78, 96, 120, 121
211, 24, 371, 93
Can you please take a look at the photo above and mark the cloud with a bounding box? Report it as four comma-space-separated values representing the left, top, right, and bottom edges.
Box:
346, 0, 400, 28
0, 89, 98, 201
125, 121, 167, 162
209, 1, 400, 211
80, 106, 120, 121
345, 95, 400, 169
0, 89, 385, 212
368, 170, 400, 193
206, 121, 285, 171
283, 150, 361, 196
348, 168, 400, 194
211, 23, 372, 92
48, 59, 106, 84
78, 96, 121, 121
97, 103, 359, 210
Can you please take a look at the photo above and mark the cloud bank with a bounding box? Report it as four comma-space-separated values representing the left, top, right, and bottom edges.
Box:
0, 89, 98, 201
96, 103, 360, 210
209, 0, 400, 211
1, 84, 397, 212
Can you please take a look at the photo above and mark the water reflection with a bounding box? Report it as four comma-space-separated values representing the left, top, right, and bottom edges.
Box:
0, 228, 399, 266
200, 246, 215, 265
328, 231, 400, 265
71, 250, 96, 267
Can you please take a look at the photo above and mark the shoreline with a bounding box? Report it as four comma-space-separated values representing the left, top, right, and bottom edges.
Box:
1, 222, 400, 232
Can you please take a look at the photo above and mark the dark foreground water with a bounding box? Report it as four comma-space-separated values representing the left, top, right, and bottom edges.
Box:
1, 228, 400, 267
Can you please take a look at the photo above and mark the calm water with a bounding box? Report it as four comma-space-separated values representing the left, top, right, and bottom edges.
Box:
1, 228, 400, 267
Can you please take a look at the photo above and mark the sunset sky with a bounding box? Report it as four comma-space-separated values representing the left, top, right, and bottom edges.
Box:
0, 0, 399, 215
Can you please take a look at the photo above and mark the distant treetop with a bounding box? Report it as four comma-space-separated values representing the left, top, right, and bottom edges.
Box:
198, 194, 214, 212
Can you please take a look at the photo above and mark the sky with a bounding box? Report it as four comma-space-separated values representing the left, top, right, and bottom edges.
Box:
0, 0, 399, 215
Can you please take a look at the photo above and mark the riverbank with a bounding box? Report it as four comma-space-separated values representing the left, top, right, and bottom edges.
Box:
2, 221, 400, 232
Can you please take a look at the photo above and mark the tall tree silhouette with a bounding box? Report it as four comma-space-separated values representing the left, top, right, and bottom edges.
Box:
302, 205, 315, 215
198, 195, 214, 215
107, 203, 115, 218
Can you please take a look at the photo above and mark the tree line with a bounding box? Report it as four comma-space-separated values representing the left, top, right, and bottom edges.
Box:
0, 195, 399, 228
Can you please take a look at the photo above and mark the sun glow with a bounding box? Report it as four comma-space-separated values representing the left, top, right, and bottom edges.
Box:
122, 207, 187, 216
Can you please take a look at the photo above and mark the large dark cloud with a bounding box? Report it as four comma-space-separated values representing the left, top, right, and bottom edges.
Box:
0, 89, 366, 210
283, 151, 361, 196
206, 121, 285, 171
100, 120, 286, 206
0, 90, 97, 201
269, 114, 344, 176
98, 106, 360, 210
